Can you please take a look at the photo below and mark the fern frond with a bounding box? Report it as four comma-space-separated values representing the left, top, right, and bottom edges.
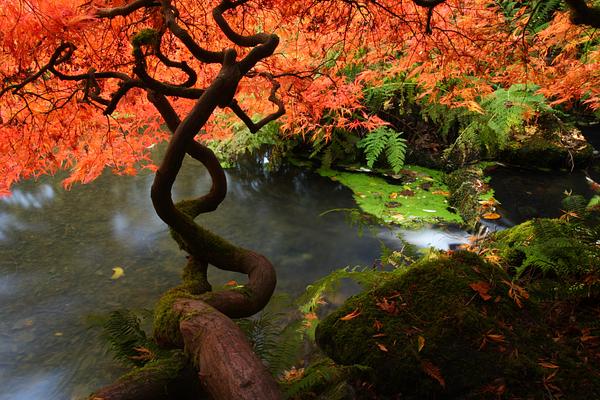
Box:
357, 127, 407, 172
103, 309, 156, 367
385, 131, 407, 173
357, 127, 388, 168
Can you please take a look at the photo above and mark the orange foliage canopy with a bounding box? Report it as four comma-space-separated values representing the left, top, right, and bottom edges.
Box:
1, 0, 598, 195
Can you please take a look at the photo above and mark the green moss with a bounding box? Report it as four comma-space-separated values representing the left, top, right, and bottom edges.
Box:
444, 165, 495, 229
318, 165, 463, 227
119, 350, 187, 384
153, 287, 201, 347
131, 28, 159, 48
498, 119, 593, 169
315, 251, 587, 398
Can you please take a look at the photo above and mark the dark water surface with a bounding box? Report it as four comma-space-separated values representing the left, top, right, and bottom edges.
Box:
489, 166, 595, 226
0, 157, 413, 400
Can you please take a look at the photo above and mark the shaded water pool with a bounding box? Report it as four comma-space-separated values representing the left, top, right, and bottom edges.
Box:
489, 166, 595, 227
1, 157, 466, 400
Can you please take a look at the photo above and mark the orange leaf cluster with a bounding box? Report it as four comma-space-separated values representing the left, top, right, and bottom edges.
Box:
1, 0, 597, 194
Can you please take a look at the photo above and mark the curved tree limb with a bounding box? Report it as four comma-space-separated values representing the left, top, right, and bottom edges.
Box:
146, 87, 280, 398
160, 0, 224, 64
565, 0, 600, 28
229, 73, 285, 133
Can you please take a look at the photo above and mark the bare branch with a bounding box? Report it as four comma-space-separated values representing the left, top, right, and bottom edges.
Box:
93, 0, 160, 19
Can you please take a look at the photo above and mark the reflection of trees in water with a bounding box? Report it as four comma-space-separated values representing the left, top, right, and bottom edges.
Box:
0, 164, 384, 399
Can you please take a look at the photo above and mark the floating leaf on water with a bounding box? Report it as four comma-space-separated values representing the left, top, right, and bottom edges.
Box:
54, 332, 63, 337
225, 280, 238, 286
110, 267, 124, 280
482, 212, 501, 220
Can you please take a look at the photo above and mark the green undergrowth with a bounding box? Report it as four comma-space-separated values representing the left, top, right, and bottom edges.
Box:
318, 165, 463, 227
315, 251, 600, 398
488, 218, 600, 280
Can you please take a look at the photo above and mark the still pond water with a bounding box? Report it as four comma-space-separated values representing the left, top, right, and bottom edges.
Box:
0, 156, 593, 399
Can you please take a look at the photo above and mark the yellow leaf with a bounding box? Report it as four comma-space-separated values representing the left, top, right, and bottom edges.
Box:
418, 336, 426, 352
339, 309, 361, 321
389, 192, 398, 199
111, 267, 124, 280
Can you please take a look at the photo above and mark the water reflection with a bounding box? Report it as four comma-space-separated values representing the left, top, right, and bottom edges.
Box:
0, 159, 392, 399
489, 166, 593, 225
1, 184, 54, 209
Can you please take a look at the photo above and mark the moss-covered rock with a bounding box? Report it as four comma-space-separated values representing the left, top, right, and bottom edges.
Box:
315, 251, 598, 398
498, 117, 593, 169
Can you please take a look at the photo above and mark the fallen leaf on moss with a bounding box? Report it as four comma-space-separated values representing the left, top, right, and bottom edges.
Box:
376, 342, 388, 352
376, 297, 398, 314
418, 336, 426, 352
502, 280, 529, 308
539, 361, 559, 369
389, 192, 398, 199
373, 319, 383, 331
421, 360, 445, 388
432, 190, 450, 196
340, 309, 361, 321
469, 281, 492, 300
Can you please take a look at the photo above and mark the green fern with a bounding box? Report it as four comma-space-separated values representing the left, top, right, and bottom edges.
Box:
491, 218, 600, 278
357, 127, 407, 173
102, 309, 157, 367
